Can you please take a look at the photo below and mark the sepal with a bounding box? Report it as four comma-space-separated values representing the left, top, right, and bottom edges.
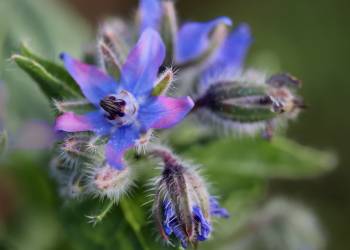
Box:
98, 40, 122, 81
152, 68, 174, 96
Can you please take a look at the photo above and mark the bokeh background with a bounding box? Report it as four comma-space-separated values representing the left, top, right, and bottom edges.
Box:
0, 0, 349, 249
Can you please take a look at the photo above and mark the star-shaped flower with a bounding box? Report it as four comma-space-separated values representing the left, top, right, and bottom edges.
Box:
55, 29, 194, 170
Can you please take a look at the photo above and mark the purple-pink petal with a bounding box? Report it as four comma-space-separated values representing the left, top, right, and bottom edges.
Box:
139, 0, 162, 33
121, 29, 165, 96
60, 53, 117, 106
105, 125, 140, 170
138, 96, 194, 130
175, 17, 232, 64
55, 111, 112, 135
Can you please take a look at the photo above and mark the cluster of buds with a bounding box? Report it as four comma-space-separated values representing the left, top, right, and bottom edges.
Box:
195, 72, 305, 138
51, 133, 133, 201
151, 146, 229, 248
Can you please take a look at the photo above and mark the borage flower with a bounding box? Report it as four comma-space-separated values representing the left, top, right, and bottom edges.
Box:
55, 29, 194, 170
151, 146, 229, 248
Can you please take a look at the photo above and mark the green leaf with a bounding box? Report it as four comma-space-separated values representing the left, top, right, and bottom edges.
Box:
13, 54, 81, 100
0, 130, 8, 156
19, 43, 83, 96
181, 136, 337, 179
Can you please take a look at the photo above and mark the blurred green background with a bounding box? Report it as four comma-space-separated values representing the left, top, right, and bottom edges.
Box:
0, 0, 349, 249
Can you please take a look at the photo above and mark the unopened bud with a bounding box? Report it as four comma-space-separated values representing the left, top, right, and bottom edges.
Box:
98, 18, 130, 65
161, 1, 178, 63
195, 72, 304, 137
57, 134, 103, 168
59, 171, 85, 200
97, 40, 122, 80
151, 146, 228, 248
86, 164, 133, 202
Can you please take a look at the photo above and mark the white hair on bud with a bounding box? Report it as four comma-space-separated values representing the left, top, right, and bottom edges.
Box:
85, 163, 134, 203
199, 67, 243, 95
135, 129, 155, 154
59, 170, 85, 200
195, 69, 295, 137
197, 108, 268, 137
56, 133, 104, 169
199, 68, 267, 96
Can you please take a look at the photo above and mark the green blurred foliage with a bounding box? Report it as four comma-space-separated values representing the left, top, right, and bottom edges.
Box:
0, 131, 7, 157
0, 0, 90, 130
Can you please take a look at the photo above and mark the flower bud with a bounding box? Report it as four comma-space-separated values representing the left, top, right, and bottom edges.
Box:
50, 157, 86, 200
161, 1, 178, 63
59, 171, 85, 200
195, 72, 304, 137
86, 163, 133, 202
151, 146, 228, 248
57, 134, 103, 168
97, 40, 122, 80
98, 18, 131, 65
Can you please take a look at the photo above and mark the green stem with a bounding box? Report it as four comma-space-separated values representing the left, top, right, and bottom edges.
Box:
87, 200, 114, 226
120, 199, 150, 250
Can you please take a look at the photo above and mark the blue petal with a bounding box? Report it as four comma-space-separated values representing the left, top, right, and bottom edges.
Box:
209, 197, 230, 218
105, 125, 140, 170
162, 199, 188, 248
138, 96, 194, 130
192, 206, 212, 241
175, 17, 232, 64
203, 23, 252, 78
139, 0, 162, 33
60, 53, 117, 106
162, 200, 175, 236
121, 29, 165, 97
174, 228, 188, 249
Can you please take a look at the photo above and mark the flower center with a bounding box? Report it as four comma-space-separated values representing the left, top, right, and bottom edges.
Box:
99, 90, 138, 126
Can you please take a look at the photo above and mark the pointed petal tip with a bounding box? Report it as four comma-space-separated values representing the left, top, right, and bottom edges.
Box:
59, 52, 67, 61
141, 27, 159, 36
139, 96, 194, 130
55, 112, 91, 132
183, 96, 195, 111
219, 16, 233, 27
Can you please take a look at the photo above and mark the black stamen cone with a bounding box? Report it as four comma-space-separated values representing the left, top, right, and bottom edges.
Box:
100, 96, 126, 119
